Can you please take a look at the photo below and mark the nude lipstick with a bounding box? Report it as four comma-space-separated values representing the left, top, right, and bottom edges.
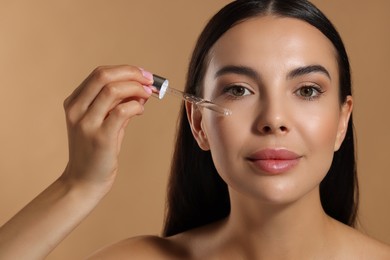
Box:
247, 149, 301, 174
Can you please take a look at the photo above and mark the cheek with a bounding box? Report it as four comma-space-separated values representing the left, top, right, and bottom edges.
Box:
296, 105, 341, 178
298, 108, 341, 152
202, 112, 250, 169
204, 114, 244, 152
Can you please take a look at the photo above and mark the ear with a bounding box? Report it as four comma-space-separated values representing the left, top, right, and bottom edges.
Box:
185, 101, 210, 151
334, 95, 353, 151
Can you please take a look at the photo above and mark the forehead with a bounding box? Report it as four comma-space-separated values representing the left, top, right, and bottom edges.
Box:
208, 15, 338, 80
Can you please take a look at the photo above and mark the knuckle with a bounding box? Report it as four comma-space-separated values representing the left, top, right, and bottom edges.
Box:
112, 106, 130, 117
63, 100, 80, 126
93, 66, 106, 74
131, 102, 144, 115
111, 101, 143, 118
77, 117, 95, 136
63, 101, 87, 129
120, 64, 138, 74
64, 107, 78, 126
92, 66, 111, 83
127, 65, 141, 75
101, 83, 119, 98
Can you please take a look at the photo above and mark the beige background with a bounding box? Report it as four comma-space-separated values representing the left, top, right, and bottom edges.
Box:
0, 1, 389, 259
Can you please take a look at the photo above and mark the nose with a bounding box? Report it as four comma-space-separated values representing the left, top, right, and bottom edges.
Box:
255, 99, 290, 135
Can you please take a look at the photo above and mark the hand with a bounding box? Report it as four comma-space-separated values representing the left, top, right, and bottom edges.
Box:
61, 65, 153, 192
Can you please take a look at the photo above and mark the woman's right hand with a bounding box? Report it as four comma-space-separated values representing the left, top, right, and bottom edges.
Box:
0, 65, 155, 259
61, 65, 154, 193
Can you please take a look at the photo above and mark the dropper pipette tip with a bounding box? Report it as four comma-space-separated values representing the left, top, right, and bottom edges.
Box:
152, 74, 232, 116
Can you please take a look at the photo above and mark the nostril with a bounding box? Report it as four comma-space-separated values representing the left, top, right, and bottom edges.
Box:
280, 126, 288, 132
262, 126, 272, 133
260, 125, 288, 134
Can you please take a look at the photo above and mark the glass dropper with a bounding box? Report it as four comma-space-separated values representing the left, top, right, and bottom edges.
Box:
152, 74, 232, 116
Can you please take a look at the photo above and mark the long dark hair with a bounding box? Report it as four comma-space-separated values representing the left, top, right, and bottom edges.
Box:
163, 0, 358, 237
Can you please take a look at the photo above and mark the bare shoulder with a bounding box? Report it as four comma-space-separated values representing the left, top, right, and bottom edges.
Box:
350, 230, 390, 259
86, 235, 189, 260
332, 220, 390, 259
86, 221, 223, 259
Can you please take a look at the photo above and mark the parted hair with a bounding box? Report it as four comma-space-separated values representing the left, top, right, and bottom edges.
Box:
163, 0, 358, 237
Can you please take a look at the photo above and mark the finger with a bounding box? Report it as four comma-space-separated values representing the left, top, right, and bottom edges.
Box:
83, 81, 152, 126
116, 118, 131, 153
101, 100, 145, 136
64, 65, 153, 123
73, 65, 153, 107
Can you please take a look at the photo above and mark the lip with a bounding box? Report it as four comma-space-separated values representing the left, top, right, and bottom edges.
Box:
247, 149, 302, 174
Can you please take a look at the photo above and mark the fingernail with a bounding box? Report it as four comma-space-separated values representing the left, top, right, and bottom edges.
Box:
143, 85, 153, 94
139, 68, 153, 81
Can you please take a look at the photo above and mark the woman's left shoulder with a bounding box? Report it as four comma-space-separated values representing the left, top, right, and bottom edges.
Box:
333, 220, 390, 259
351, 232, 390, 259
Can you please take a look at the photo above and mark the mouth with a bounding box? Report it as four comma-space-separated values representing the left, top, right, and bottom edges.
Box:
247, 149, 302, 174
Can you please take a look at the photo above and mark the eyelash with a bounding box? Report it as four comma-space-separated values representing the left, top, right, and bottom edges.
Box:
295, 85, 325, 101
220, 84, 325, 102
222, 84, 253, 100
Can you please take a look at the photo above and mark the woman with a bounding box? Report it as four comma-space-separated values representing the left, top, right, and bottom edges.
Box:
1, 0, 389, 259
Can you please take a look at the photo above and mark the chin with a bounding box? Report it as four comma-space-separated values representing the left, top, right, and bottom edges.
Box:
229, 177, 321, 208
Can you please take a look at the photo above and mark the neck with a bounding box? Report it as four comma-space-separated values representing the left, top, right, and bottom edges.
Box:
224, 187, 334, 259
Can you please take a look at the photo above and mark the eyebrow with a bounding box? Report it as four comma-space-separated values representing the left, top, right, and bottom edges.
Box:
214, 64, 331, 82
214, 65, 261, 82
287, 64, 331, 81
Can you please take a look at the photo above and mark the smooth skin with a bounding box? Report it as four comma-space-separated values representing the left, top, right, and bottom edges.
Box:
1, 16, 389, 260
92, 17, 390, 259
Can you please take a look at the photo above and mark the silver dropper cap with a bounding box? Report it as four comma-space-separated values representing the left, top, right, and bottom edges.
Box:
152, 74, 169, 99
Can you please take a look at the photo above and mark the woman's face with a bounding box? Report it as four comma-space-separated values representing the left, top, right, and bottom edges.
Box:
188, 16, 352, 204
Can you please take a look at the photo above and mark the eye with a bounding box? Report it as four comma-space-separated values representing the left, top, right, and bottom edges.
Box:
223, 85, 253, 98
295, 85, 324, 100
